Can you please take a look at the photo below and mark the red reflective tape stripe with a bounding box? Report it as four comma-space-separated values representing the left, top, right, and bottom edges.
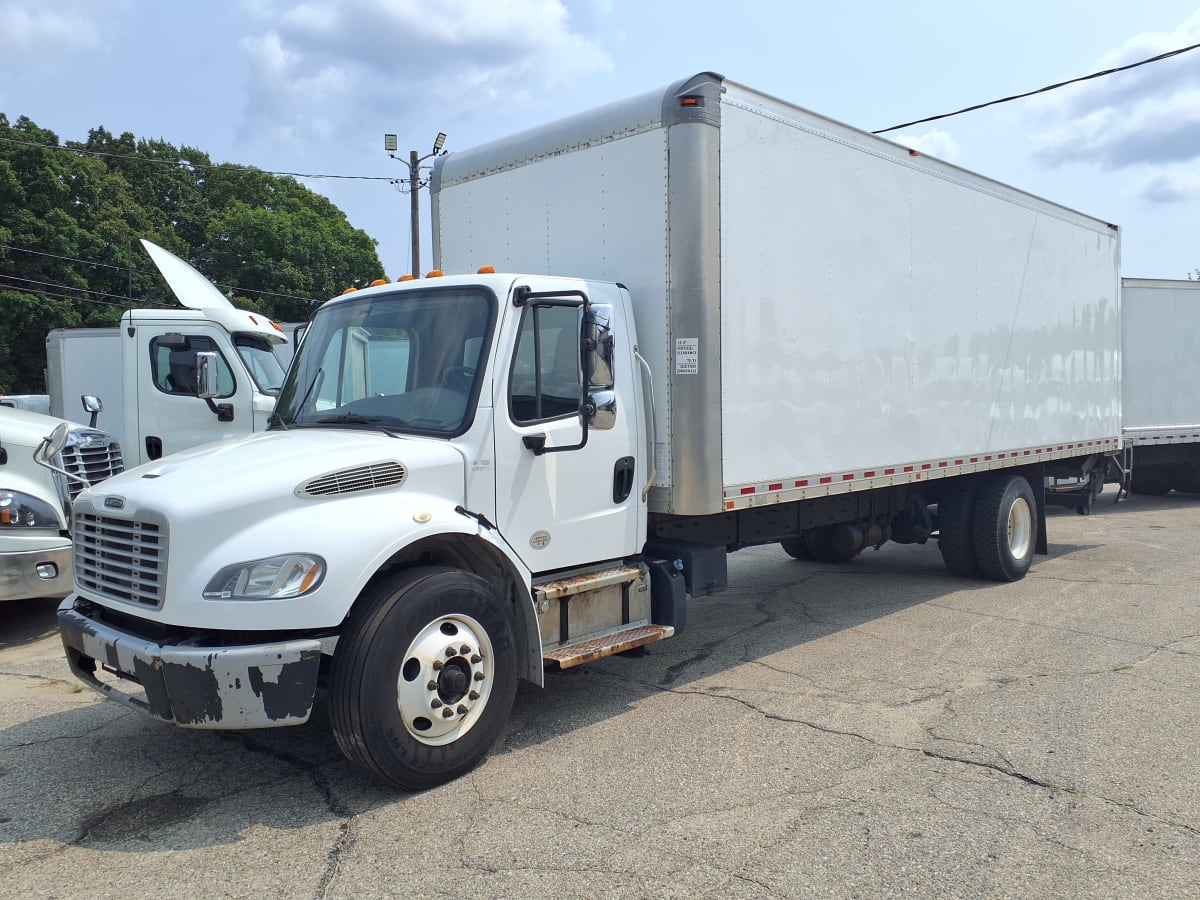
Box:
864, 470, 876, 478
740, 487, 755, 495
819, 476, 832, 484
795, 479, 808, 487
768, 482, 782, 491
884, 468, 895, 475
843, 473, 854, 481
921, 463, 932, 470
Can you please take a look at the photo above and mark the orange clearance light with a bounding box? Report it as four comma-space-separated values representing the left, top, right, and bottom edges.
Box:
908, 149, 921, 157
369, 278, 388, 287
680, 96, 700, 107
270, 320, 283, 333
477, 265, 495, 274
426, 269, 444, 278
341, 286, 358, 294
248, 315, 259, 325
397, 274, 415, 282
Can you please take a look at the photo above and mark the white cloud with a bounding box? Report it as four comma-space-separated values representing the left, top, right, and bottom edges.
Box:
1029, 9, 1200, 201
890, 128, 961, 162
0, 2, 102, 52
237, 0, 613, 147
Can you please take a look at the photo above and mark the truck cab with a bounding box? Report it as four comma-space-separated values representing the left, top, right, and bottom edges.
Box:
47, 240, 291, 467
57, 271, 664, 788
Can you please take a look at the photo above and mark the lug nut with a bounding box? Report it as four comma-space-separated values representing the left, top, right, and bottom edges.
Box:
430, 699, 443, 709
468, 690, 480, 700
470, 654, 482, 664
432, 660, 444, 671
427, 681, 438, 691
445, 647, 456, 658
442, 708, 455, 718
473, 671, 485, 681
460, 644, 471, 655
456, 704, 468, 715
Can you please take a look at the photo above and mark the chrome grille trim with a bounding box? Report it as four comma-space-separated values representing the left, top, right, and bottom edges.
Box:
58, 429, 124, 500
72, 506, 167, 609
298, 461, 408, 498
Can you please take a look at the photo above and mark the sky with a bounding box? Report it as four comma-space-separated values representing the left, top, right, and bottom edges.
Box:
2, 0, 1199, 282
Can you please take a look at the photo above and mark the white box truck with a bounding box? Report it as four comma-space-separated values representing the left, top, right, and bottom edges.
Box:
1, 403, 123, 603
56, 73, 1121, 789
46, 240, 292, 467
1120, 277, 1200, 495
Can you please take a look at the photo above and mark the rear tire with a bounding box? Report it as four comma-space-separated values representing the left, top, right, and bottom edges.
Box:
329, 566, 517, 790
972, 475, 1037, 582
1129, 471, 1171, 496
938, 482, 980, 577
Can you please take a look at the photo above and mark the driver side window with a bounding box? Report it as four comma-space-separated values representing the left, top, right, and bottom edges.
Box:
509, 305, 581, 424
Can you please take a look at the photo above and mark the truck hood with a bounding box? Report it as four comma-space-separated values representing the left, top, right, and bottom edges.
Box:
82, 429, 467, 522
0, 407, 68, 450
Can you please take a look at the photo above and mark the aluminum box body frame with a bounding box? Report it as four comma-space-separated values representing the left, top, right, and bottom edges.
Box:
432, 72, 1122, 517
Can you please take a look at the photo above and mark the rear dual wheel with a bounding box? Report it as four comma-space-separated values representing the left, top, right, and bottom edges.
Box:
939, 474, 1036, 582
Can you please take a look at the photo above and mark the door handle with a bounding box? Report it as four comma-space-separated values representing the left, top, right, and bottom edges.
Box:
613, 456, 635, 503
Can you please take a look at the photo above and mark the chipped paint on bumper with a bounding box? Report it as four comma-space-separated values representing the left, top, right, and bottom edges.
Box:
57, 598, 323, 729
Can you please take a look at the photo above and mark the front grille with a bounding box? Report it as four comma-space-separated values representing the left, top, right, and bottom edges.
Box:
73, 511, 166, 608
59, 433, 124, 500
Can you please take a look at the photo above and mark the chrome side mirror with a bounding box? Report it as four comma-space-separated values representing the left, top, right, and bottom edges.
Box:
196, 351, 221, 398
81, 394, 102, 427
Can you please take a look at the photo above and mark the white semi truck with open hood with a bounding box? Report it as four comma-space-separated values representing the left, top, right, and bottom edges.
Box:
46, 240, 291, 466
57, 73, 1120, 789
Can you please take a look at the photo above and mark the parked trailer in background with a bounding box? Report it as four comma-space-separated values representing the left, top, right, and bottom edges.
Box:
58, 73, 1120, 790
1121, 277, 1200, 495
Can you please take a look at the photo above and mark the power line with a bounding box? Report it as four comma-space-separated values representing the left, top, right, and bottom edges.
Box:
0, 274, 156, 308
874, 40, 1200, 134
0, 134, 394, 181
0, 243, 322, 305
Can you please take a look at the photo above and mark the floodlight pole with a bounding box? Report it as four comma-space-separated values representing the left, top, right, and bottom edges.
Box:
385, 133, 448, 278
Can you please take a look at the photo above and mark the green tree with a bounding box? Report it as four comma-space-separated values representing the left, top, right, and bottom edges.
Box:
0, 114, 384, 392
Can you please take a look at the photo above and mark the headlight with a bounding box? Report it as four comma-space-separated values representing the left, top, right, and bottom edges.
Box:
0, 490, 61, 528
203, 554, 325, 600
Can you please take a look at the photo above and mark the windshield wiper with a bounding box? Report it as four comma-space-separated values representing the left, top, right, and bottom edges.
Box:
267, 411, 289, 431
313, 412, 401, 438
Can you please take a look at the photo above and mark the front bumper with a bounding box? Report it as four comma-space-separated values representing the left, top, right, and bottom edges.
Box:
58, 597, 323, 729
0, 542, 73, 602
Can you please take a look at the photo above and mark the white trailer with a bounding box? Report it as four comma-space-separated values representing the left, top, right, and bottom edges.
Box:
57, 73, 1120, 790
1120, 277, 1200, 494
45, 241, 291, 467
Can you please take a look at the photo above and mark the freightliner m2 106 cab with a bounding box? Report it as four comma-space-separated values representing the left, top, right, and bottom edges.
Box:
57, 74, 1120, 788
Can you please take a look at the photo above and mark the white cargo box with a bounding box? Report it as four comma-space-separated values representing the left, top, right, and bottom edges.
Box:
1121, 277, 1200, 447
433, 72, 1122, 516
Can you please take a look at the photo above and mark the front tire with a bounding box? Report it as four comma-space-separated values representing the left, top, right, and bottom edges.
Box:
330, 566, 517, 790
972, 475, 1037, 582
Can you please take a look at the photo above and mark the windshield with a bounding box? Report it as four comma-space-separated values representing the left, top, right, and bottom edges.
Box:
235, 335, 288, 394
274, 286, 495, 436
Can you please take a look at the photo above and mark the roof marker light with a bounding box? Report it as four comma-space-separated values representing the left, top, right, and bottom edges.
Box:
477, 265, 495, 274
369, 278, 388, 286
397, 274, 415, 282
426, 269, 444, 278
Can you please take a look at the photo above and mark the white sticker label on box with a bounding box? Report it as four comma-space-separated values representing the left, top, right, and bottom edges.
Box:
675, 338, 699, 375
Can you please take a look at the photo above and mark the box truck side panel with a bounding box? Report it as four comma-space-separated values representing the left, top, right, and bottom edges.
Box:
435, 127, 675, 489
718, 84, 1121, 490
1122, 278, 1200, 438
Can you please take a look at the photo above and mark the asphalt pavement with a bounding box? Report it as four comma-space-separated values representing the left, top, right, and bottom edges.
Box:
1, 487, 1198, 899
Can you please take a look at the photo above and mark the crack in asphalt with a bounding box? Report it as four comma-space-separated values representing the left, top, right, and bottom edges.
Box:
212, 733, 362, 899
664, 685, 1200, 841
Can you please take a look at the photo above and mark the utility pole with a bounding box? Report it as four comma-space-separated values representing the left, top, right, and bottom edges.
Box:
385, 132, 448, 278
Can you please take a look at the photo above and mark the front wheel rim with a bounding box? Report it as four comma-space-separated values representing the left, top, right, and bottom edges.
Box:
396, 613, 495, 746
1007, 497, 1033, 560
